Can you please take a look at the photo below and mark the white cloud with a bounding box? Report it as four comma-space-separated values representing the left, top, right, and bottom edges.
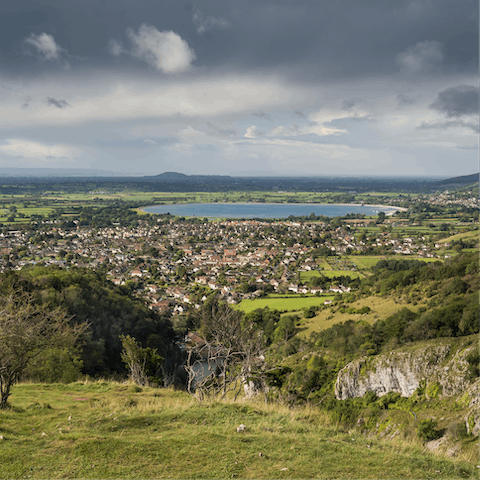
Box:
193, 10, 231, 34
0, 139, 80, 161
113, 24, 195, 73
307, 110, 347, 136
245, 125, 263, 138
0, 75, 297, 126
395, 40, 444, 74
24, 33, 68, 67
269, 124, 301, 137
178, 126, 205, 138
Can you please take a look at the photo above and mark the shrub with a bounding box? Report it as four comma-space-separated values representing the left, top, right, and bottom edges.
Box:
377, 391, 401, 409
465, 350, 480, 381
417, 419, 442, 441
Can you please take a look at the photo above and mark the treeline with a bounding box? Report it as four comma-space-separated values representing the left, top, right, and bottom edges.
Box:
0, 267, 182, 384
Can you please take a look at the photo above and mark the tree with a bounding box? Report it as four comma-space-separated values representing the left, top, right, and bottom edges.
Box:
0, 291, 87, 409
120, 334, 164, 387
376, 211, 386, 224
185, 299, 267, 401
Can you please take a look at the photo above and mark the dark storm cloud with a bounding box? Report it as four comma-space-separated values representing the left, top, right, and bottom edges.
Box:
46, 97, 70, 109
429, 85, 479, 118
417, 119, 479, 134
0, 0, 476, 80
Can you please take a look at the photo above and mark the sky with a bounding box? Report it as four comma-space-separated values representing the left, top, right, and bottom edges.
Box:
0, 0, 478, 177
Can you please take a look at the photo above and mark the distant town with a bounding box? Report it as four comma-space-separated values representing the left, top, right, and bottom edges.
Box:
1, 184, 477, 320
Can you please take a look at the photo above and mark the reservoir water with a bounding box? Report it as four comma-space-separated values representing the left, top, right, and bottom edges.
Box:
143, 203, 400, 219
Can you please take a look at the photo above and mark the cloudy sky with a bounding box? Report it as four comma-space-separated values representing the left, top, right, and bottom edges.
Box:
0, 0, 478, 177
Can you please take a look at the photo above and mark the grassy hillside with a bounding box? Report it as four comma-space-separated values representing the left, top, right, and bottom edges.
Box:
298, 295, 426, 339
0, 382, 476, 479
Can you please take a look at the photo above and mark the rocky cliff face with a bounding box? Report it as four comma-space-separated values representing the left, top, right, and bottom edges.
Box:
335, 338, 476, 401
334, 336, 480, 444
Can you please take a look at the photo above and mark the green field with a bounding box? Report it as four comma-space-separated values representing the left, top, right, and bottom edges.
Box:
235, 295, 334, 314
316, 258, 333, 270
0, 382, 475, 479
299, 270, 361, 282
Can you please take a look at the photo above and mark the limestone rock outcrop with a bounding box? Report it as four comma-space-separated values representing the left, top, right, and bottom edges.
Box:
335, 339, 476, 401
335, 336, 480, 439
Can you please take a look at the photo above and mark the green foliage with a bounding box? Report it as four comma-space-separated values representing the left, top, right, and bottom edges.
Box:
377, 391, 402, 409
323, 397, 363, 426
303, 306, 318, 318
120, 335, 164, 387
23, 347, 83, 383
416, 419, 442, 441
245, 307, 281, 344
426, 382, 442, 399
273, 315, 298, 343
465, 349, 480, 381
265, 366, 292, 388
0, 267, 180, 380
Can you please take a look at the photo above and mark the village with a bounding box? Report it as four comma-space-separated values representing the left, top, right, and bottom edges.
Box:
0, 212, 452, 317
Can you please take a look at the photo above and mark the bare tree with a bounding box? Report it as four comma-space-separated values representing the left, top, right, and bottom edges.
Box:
185, 300, 267, 401
0, 291, 87, 408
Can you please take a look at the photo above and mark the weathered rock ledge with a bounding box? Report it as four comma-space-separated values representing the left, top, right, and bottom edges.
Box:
335, 337, 477, 401
335, 336, 480, 438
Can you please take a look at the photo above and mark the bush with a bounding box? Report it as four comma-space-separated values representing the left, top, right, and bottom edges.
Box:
377, 391, 401, 409
416, 419, 442, 441
324, 398, 362, 427
465, 350, 480, 381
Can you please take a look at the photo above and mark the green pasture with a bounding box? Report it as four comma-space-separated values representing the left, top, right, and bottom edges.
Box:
236, 295, 334, 314
316, 257, 332, 270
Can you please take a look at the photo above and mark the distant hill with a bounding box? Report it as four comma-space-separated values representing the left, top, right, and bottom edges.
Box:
438, 173, 479, 186
148, 171, 188, 180
143, 171, 232, 182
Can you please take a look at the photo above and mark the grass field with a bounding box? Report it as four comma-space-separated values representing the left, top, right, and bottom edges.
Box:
298, 295, 428, 339
316, 258, 332, 270
235, 295, 334, 314
0, 382, 475, 479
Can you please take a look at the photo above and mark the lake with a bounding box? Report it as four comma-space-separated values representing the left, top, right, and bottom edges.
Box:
142, 203, 401, 219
